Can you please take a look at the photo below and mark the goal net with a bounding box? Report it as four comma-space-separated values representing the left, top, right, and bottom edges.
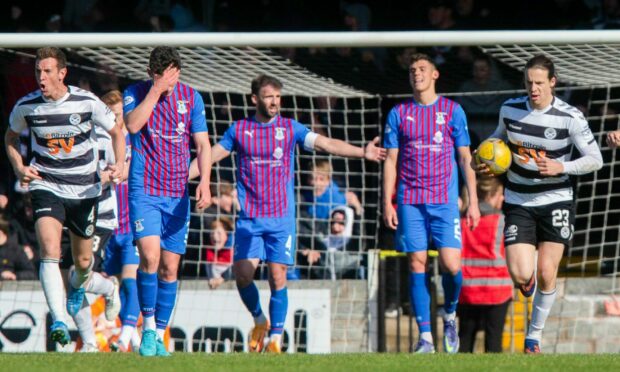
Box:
2, 31, 620, 354
0, 44, 380, 353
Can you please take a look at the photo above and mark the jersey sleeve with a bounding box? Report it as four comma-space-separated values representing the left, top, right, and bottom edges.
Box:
92, 97, 116, 132
383, 107, 400, 149
8, 105, 27, 133
562, 115, 603, 175
190, 91, 208, 133
292, 120, 317, 152
122, 85, 139, 114
450, 104, 471, 148
218, 123, 236, 152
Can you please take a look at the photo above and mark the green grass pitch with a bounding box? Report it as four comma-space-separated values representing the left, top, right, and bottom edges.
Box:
2, 353, 619, 372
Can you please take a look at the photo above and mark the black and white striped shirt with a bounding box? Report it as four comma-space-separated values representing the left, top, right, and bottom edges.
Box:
492, 96, 602, 207
9, 86, 116, 199
95, 127, 117, 230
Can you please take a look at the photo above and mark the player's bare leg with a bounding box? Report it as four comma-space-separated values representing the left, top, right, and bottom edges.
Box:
525, 241, 564, 353
506, 243, 537, 296
36, 217, 70, 345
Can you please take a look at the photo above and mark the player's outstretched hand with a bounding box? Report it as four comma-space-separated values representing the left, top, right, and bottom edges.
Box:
607, 130, 620, 149
383, 203, 398, 230
364, 137, 387, 162
470, 149, 494, 177
535, 156, 563, 176
152, 65, 180, 95
195, 180, 211, 210
17, 166, 42, 185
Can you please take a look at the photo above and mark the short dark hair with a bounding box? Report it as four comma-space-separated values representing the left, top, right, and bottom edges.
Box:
525, 54, 556, 80
251, 74, 283, 96
409, 53, 436, 69
36, 47, 67, 69
149, 46, 182, 75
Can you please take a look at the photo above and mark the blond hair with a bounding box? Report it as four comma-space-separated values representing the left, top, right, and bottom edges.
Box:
311, 159, 332, 177
101, 90, 123, 106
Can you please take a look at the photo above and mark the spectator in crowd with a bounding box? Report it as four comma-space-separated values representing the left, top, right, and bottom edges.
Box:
205, 218, 234, 289
592, 0, 620, 29
457, 177, 513, 353
454, 0, 491, 29
0, 216, 36, 280
303, 159, 363, 219
321, 206, 361, 279
457, 54, 513, 117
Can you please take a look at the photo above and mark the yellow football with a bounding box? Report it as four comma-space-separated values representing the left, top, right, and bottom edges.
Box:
475, 138, 512, 176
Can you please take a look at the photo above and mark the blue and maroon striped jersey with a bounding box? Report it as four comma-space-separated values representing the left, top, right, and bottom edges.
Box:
384, 96, 470, 205
114, 134, 131, 235
123, 81, 207, 197
219, 115, 314, 219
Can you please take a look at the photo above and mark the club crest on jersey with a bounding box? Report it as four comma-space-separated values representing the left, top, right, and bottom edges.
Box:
544, 127, 557, 139
275, 127, 285, 140
177, 100, 188, 114
69, 113, 81, 125
273, 147, 283, 159
435, 112, 446, 125
176, 122, 186, 135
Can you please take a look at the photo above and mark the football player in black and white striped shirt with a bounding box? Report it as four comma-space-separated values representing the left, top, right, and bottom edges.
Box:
475, 55, 603, 353
4, 47, 126, 347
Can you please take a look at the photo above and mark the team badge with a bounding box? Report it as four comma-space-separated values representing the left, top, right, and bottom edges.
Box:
69, 113, 81, 125
177, 100, 188, 114
176, 122, 186, 135
433, 131, 443, 144
85, 224, 94, 237
505, 224, 518, 242
435, 112, 446, 125
544, 127, 557, 139
561, 226, 570, 239
275, 127, 285, 140
134, 219, 144, 232
273, 147, 283, 159
124, 95, 134, 106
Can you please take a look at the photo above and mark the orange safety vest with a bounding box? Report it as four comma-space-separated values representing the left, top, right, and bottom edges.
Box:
459, 206, 513, 305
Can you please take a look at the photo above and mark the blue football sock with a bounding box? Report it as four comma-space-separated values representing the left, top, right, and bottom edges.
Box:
120, 278, 140, 327
137, 270, 158, 319
442, 270, 463, 314
410, 272, 431, 333
155, 279, 178, 330
238, 282, 263, 318
269, 287, 288, 336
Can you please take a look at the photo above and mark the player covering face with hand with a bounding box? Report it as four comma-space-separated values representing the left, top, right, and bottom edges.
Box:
123, 46, 211, 357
